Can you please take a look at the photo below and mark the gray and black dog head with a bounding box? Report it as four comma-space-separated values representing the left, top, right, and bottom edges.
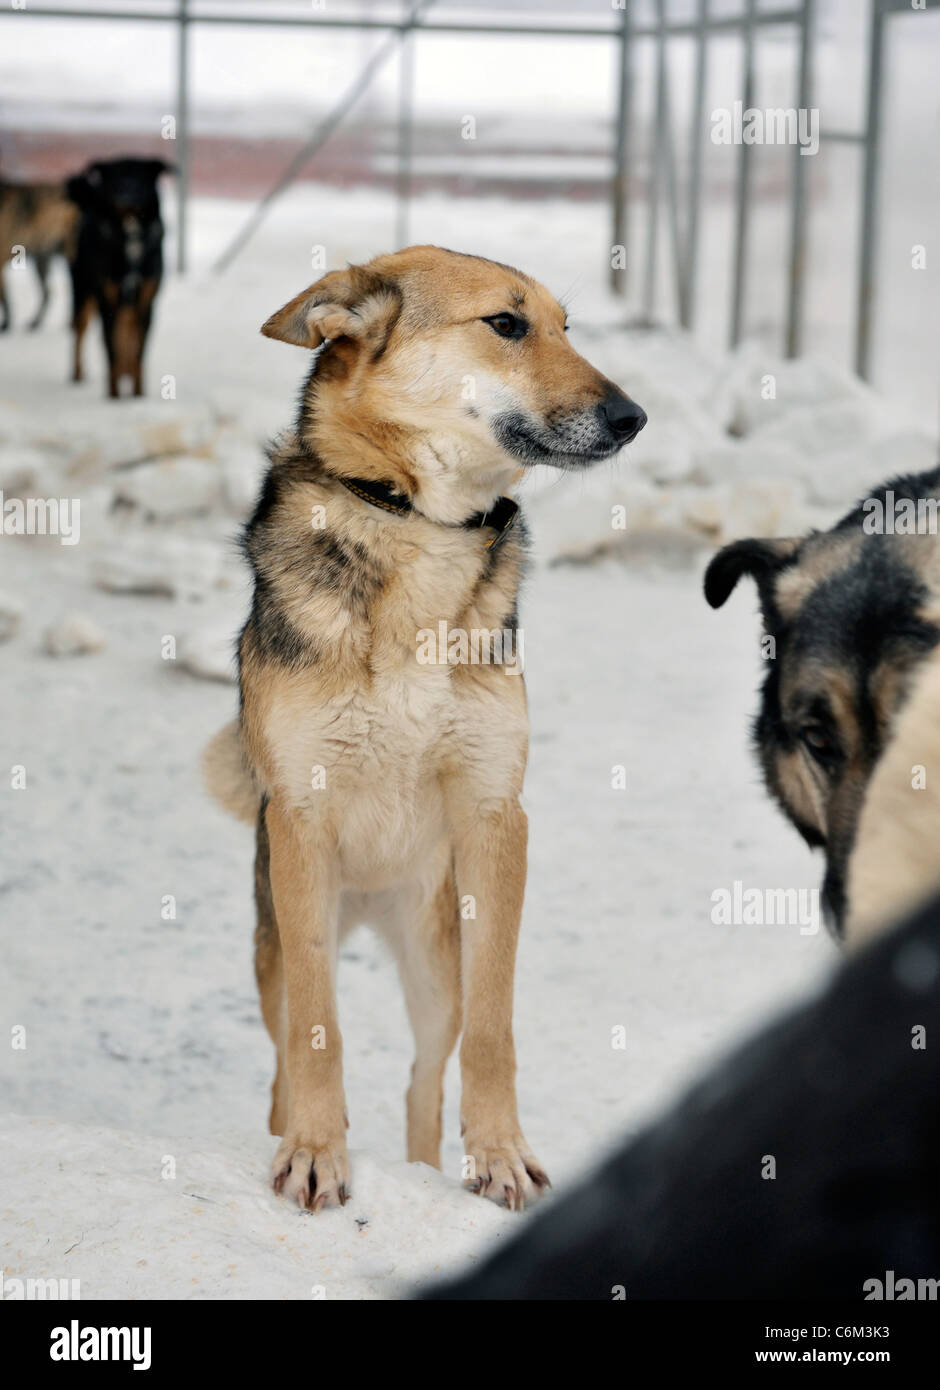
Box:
705, 467, 940, 937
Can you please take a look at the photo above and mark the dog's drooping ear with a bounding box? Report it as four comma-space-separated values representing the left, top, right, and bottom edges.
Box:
261, 266, 401, 352
704, 536, 802, 610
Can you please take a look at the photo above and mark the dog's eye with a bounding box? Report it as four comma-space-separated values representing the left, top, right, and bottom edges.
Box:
800, 725, 837, 765
482, 313, 527, 340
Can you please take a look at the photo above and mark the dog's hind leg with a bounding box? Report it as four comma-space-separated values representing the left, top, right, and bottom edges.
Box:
446, 787, 550, 1211
28, 251, 51, 330
71, 295, 94, 382
388, 861, 462, 1170
254, 800, 288, 1136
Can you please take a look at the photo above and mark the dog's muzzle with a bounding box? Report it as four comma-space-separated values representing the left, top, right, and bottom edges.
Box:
492, 385, 647, 467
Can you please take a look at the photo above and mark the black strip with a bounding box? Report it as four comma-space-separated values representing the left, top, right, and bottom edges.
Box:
337, 475, 518, 550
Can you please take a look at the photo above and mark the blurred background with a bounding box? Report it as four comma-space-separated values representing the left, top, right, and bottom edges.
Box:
2, 0, 937, 419
1, 0, 938, 1300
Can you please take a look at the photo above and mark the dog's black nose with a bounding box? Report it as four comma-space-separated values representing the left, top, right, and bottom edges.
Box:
602, 389, 647, 443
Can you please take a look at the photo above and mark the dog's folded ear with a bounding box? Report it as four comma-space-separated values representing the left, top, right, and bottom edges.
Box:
704, 536, 802, 609
261, 266, 402, 351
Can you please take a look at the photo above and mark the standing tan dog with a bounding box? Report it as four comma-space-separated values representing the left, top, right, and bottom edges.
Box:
205, 246, 646, 1212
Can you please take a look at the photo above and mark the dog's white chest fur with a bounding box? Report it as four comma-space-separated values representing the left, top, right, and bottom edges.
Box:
266, 659, 523, 891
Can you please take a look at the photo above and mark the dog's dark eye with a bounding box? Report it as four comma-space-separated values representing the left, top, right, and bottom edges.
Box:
800, 725, 837, 766
482, 313, 527, 340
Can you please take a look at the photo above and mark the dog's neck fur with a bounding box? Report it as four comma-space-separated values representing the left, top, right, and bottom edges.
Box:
303, 368, 520, 527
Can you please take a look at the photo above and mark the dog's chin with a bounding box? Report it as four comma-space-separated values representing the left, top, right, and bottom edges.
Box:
822, 865, 846, 941
491, 413, 621, 469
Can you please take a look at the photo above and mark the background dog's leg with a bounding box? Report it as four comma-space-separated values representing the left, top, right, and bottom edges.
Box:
135, 285, 157, 397
265, 799, 349, 1211
28, 251, 51, 330
391, 865, 462, 1169
254, 801, 288, 1136
71, 296, 94, 382
452, 796, 549, 1210
0, 265, 10, 332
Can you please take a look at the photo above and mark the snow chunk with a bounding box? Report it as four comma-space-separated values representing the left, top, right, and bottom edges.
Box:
115, 456, 221, 520
36, 400, 218, 482
0, 591, 24, 642
43, 613, 108, 657
178, 624, 237, 682
91, 534, 225, 600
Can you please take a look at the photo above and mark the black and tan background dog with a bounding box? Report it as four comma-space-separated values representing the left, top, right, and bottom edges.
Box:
0, 154, 171, 396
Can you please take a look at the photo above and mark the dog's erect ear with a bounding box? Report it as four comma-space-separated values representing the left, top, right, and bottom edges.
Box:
261, 266, 401, 351
65, 173, 94, 208
141, 161, 176, 183
704, 536, 802, 609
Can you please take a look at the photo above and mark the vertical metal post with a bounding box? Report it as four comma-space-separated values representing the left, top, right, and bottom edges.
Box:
610, 4, 633, 297
656, 0, 687, 325
395, 23, 415, 250
785, 0, 813, 358
729, 0, 755, 347
856, 0, 885, 381
685, 0, 708, 331
644, 11, 667, 320
175, 0, 190, 274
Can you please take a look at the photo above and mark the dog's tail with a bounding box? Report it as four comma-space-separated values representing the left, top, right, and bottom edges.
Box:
846, 646, 940, 948
202, 719, 259, 825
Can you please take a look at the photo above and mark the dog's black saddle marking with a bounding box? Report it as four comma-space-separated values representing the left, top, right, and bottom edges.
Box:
338, 475, 518, 550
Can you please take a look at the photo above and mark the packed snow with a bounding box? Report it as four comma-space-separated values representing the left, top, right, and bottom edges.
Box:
1, 185, 934, 1299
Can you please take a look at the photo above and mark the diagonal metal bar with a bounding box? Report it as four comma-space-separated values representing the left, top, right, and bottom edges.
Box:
211, 0, 437, 275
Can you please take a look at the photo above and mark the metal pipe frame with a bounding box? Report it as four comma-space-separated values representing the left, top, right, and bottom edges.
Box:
2, 0, 920, 412
729, 0, 756, 348
785, 0, 813, 359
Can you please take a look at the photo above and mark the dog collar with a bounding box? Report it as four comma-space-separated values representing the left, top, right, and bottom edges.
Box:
338, 475, 519, 550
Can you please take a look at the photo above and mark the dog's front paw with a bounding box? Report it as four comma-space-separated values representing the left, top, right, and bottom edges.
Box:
462, 1135, 550, 1212
271, 1137, 350, 1212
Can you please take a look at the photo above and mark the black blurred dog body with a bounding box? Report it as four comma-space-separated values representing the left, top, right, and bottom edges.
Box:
424, 888, 940, 1299
66, 158, 171, 398
0, 176, 78, 331
704, 467, 940, 937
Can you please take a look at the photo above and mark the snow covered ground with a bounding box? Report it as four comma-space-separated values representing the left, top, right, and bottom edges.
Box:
1, 186, 935, 1300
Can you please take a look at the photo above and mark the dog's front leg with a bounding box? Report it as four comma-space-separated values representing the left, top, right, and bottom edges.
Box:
453, 796, 549, 1210
265, 798, 349, 1211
